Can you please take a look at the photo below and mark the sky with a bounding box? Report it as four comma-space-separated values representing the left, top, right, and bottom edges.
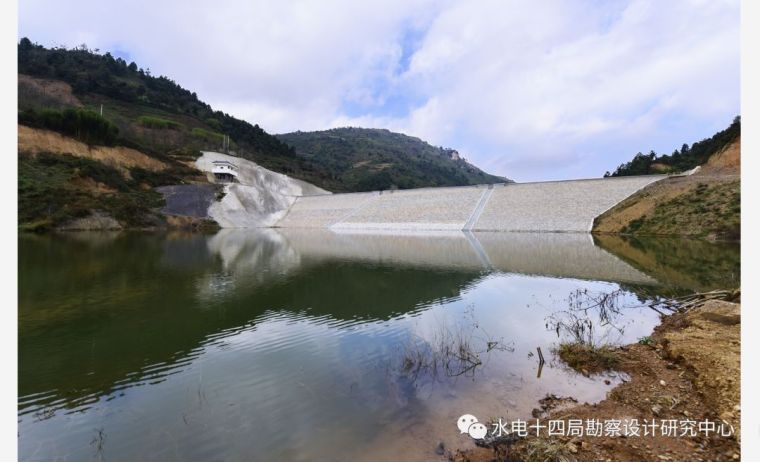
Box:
18, 0, 740, 181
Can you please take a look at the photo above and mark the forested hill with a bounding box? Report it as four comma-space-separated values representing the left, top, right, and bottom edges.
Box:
18, 38, 314, 178
605, 117, 740, 177
277, 128, 509, 192
17, 38, 505, 192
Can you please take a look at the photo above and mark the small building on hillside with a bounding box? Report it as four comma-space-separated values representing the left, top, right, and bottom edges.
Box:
212, 160, 238, 183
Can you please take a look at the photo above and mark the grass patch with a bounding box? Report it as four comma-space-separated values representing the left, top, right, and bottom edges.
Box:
137, 115, 184, 130
191, 127, 223, 141
555, 342, 621, 374
618, 180, 740, 239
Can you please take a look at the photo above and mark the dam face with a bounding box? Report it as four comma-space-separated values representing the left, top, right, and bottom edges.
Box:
193, 152, 664, 231
275, 175, 665, 232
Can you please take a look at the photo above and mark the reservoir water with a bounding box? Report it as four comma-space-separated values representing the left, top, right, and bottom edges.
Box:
18, 230, 739, 461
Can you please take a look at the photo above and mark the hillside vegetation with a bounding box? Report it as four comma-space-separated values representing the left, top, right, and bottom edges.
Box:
594, 137, 740, 240
605, 117, 740, 177
19, 152, 166, 231
18, 38, 504, 195
19, 107, 120, 145
18, 124, 204, 231
277, 128, 508, 192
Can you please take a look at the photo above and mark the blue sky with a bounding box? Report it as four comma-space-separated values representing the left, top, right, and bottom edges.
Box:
18, 0, 739, 181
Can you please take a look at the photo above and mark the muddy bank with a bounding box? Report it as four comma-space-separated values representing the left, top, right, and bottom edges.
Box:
453, 295, 740, 462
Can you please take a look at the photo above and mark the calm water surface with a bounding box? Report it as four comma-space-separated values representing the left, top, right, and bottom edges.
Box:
18, 230, 739, 461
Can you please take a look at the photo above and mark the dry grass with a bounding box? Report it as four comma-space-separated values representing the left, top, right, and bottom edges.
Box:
523, 438, 577, 462
554, 342, 621, 374
18, 124, 166, 174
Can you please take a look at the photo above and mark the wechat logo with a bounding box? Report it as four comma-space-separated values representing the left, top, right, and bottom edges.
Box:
457, 414, 488, 439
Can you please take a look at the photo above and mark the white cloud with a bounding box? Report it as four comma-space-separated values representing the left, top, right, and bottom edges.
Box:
19, 0, 739, 180
365, 0, 740, 179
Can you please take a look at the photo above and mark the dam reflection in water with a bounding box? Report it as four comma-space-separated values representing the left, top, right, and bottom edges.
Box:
18, 230, 738, 461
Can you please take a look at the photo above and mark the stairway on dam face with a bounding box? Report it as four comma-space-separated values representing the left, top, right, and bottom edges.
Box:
275, 175, 664, 232
472, 176, 664, 232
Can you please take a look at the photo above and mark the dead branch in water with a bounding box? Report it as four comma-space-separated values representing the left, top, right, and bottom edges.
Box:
546, 288, 739, 349
394, 306, 514, 386
649, 289, 739, 314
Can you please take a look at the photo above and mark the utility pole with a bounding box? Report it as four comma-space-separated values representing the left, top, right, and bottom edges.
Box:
100, 104, 103, 116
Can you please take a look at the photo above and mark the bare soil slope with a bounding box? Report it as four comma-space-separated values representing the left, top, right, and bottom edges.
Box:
18, 124, 166, 174
701, 137, 740, 175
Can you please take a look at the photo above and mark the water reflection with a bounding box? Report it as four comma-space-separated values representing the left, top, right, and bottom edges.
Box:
594, 234, 740, 293
18, 230, 739, 462
214, 228, 657, 284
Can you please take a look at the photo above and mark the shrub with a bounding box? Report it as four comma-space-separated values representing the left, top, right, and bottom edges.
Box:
130, 167, 184, 187
18, 152, 165, 229
205, 118, 222, 130
624, 217, 646, 233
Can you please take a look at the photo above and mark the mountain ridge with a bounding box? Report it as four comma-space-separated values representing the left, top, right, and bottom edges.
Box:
277, 127, 508, 192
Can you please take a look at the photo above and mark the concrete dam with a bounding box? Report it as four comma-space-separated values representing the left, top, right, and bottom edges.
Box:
186, 152, 665, 232
276, 176, 664, 232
